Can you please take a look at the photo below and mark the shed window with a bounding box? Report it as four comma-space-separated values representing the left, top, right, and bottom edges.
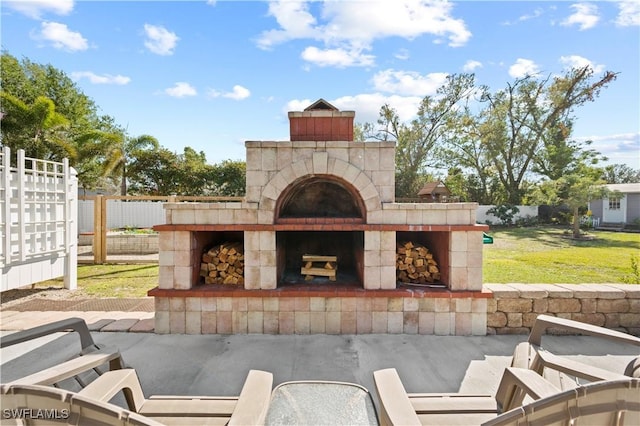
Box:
608, 198, 621, 210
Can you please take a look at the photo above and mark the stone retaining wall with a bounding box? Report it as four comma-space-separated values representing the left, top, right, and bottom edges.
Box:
79, 233, 159, 254
484, 283, 640, 336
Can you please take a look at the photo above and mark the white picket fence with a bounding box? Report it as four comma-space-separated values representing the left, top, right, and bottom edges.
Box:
0, 147, 77, 291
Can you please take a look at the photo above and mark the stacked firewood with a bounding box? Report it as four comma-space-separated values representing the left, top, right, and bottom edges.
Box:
396, 241, 440, 284
200, 242, 244, 285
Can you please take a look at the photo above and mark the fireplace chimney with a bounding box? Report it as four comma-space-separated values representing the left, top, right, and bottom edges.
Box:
288, 99, 355, 141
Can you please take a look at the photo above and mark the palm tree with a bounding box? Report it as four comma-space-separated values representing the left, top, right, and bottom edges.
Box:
0, 92, 75, 161
102, 133, 159, 195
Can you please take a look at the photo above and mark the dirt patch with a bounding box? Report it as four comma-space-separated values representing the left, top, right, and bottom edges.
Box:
0, 286, 102, 310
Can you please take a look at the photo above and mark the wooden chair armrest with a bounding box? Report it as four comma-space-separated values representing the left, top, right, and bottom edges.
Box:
495, 367, 560, 412
0, 317, 97, 351
510, 341, 532, 369
79, 368, 147, 413
533, 350, 630, 382
373, 368, 421, 426
7, 348, 124, 386
228, 370, 274, 426
529, 315, 640, 347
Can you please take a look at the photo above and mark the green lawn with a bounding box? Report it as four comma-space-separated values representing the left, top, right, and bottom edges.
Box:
18, 228, 640, 300
482, 227, 640, 283
30, 264, 159, 298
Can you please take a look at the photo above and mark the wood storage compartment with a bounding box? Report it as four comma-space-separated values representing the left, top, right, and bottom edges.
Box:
193, 231, 244, 287
396, 231, 449, 287
396, 241, 440, 284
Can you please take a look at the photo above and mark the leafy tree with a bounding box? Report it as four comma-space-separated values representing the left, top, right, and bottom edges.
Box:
532, 121, 604, 181
531, 165, 613, 239
209, 160, 246, 196
476, 67, 616, 204
173, 147, 214, 195
127, 148, 180, 195
436, 102, 507, 203
369, 74, 478, 197
431, 66, 617, 205
600, 164, 640, 184
1, 52, 100, 158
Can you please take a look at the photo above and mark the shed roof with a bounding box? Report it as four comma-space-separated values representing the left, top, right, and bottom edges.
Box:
605, 183, 640, 194
418, 181, 451, 197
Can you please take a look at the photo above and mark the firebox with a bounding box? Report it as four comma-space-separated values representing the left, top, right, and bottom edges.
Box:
151, 98, 490, 335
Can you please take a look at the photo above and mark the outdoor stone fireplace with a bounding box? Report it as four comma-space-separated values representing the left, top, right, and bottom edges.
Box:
149, 99, 490, 335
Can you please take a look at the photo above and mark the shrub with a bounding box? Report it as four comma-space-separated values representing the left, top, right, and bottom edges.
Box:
487, 204, 520, 226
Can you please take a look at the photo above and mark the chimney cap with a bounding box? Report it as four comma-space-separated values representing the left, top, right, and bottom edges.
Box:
304, 98, 339, 111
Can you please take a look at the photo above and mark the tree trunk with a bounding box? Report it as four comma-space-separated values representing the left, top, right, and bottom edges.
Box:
572, 207, 581, 239
120, 164, 127, 196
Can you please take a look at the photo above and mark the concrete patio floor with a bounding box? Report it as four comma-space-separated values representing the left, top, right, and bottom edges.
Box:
1, 309, 638, 418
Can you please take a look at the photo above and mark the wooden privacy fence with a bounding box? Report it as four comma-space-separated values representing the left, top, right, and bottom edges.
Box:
80, 195, 241, 264
0, 147, 77, 291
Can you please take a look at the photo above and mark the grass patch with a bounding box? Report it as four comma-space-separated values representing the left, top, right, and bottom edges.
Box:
483, 227, 640, 283
32, 264, 158, 298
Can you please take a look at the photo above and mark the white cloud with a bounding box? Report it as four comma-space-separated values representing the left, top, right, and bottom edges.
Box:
577, 132, 640, 166
559, 55, 605, 74
371, 69, 448, 96
301, 46, 374, 68
320, 0, 471, 47
3, 0, 73, 19
561, 3, 599, 30
502, 7, 544, 25
258, 0, 471, 68
616, 1, 640, 27
208, 85, 251, 100
257, 1, 318, 50
508, 58, 540, 78
462, 60, 482, 72
225, 85, 251, 100
144, 24, 179, 55
206, 0, 217, 6
518, 8, 544, 22
71, 71, 130, 85
165, 82, 197, 98
33, 21, 88, 51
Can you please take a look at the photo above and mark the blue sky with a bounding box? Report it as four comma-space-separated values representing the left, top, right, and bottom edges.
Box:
2, 0, 639, 170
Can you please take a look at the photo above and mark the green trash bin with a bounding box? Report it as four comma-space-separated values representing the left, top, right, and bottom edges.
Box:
483, 232, 493, 244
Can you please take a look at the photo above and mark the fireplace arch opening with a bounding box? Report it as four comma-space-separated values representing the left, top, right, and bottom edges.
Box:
274, 175, 366, 286
275, 175, 365, 221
